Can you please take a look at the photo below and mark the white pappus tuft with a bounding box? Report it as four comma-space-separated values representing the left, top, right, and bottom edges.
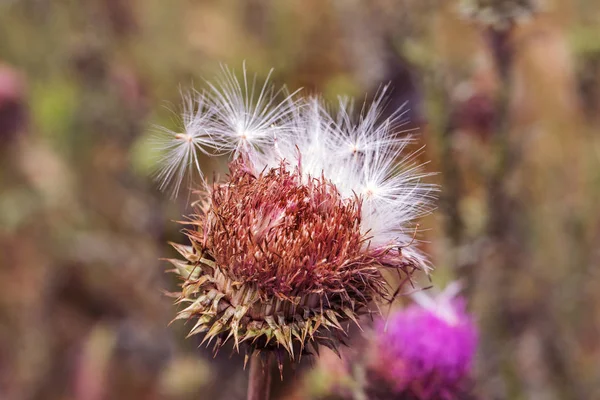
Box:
153, 91, 217, 197
154, 65, 437, 269
204, 63, 301, 157
411, 281, 464, 326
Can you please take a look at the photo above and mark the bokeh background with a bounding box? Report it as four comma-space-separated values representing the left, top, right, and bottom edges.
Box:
1, 1, 600, 399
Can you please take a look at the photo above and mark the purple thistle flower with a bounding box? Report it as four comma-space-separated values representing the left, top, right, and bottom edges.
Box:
371, 283, 478, 399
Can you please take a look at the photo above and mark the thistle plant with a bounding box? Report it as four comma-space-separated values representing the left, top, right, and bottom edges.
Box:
365, 283, 478, 400
155, 65, 435, 399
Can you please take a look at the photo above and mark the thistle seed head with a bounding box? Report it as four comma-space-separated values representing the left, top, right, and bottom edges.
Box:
158, 64, 436, 368
168, 159, 418, 365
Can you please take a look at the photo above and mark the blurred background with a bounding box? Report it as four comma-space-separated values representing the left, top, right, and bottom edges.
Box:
1, 0, 599, 399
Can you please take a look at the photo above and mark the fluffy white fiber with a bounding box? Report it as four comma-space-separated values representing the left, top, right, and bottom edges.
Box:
154, 63, 436, 267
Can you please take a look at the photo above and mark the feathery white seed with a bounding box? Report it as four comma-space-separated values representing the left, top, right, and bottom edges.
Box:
204, 63, 301, 157
153, 91, 217, 198
155, 65, 436, 266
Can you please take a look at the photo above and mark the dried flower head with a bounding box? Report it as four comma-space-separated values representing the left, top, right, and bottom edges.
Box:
459, 0, 544, 30
367, 283, 478, 399
157, 64, 436, 369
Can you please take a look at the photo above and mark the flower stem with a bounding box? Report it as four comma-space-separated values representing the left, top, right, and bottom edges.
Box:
247, 352, 273, 400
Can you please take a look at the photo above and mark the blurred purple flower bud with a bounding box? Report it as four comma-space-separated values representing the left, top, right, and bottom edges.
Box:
371, 283, 478, 399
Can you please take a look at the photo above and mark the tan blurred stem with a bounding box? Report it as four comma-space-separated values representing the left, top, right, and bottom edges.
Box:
247, 352, 273, 400
486, 28, 516, 231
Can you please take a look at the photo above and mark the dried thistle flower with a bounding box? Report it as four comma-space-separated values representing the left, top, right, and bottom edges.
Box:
459, 0, 544, 31
366, 283, 478, 399
156, 64, 436, 370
